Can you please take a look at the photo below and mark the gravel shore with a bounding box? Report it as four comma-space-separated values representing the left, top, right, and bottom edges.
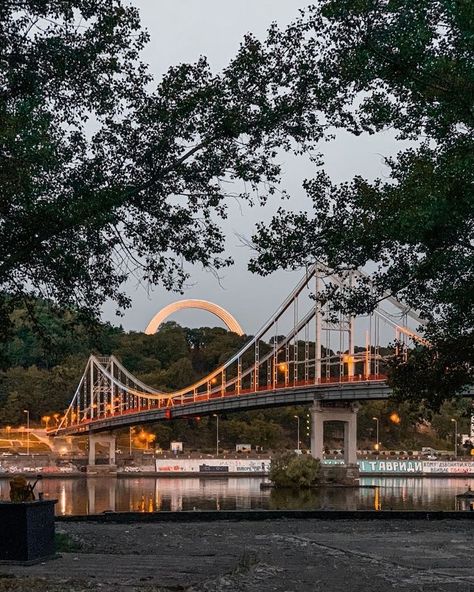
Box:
1, 519, 474, 591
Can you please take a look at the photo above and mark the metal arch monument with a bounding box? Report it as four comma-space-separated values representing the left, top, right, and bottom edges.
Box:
144, 299, 245, 336
52, 264, 442, 471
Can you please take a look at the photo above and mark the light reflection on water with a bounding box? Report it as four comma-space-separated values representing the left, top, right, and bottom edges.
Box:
1, 476, 473, 515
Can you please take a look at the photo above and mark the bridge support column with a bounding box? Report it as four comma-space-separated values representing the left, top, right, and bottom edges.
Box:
310, 401, 359, 466
87, 432, 117, 476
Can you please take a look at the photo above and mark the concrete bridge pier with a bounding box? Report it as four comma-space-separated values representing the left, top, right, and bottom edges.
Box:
87, 432, 117, 476
310, 401, 359, 483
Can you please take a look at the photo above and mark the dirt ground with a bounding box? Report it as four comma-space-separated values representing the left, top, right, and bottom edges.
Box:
1, 519, 474, 591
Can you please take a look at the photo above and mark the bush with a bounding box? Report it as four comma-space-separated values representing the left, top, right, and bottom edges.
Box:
269, 452, 321, 488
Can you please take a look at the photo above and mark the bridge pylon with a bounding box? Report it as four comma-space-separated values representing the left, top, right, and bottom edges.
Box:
87, 432, 117, 476
310, 400, 360, 482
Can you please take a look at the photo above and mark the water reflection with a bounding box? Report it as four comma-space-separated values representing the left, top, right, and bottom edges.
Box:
269, 486, 359, 511
1, 476, 473, 515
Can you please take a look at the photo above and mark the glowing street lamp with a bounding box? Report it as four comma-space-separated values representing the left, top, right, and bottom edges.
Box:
389, 412, 401, 425
372, 416, 380, 452
278, 363, 288, 385
42, 415, 51, 429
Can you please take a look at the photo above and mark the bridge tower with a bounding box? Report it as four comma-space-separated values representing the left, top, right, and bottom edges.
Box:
87, 432, 117, 476
310, 401, 360, 481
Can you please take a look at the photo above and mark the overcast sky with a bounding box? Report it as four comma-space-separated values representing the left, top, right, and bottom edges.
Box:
102, 1, 407, 336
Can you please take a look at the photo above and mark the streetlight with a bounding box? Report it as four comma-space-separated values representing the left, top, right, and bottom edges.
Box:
129, 427, 134, 456
372, 417, 380, 452
23, 410, 30, 456
294, 415, 300, 452
213, 414, 219, 457
278, 363, 288, 384
42, 415, 50, 430
451, 418, 458, 458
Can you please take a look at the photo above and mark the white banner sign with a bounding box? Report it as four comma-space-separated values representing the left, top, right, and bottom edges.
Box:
423, 461, 474, 475
155, 458, 270, 474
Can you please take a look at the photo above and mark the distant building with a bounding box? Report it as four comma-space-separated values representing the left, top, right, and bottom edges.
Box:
170, 441, 183, 453
236, 444, 251, 453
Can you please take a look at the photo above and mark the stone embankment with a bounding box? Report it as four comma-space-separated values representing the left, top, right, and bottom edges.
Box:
1, 518, 474, 591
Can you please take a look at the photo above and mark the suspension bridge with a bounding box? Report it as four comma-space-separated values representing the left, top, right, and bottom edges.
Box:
51, 264, 429, 469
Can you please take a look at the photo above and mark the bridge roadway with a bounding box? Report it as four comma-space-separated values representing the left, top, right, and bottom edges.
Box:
54, 379, 392, 437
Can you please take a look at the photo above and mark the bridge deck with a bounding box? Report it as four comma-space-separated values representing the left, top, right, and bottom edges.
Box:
53, 378, 392, 436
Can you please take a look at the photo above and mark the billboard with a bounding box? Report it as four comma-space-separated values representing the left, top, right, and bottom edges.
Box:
155, 458, 270, 473
358, 460, 423, 474
170, 441, 183, 453
423, 461, 474, 475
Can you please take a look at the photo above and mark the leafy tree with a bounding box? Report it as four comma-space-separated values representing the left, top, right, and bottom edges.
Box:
0, 0, 323, 341
430, 400, 470, 442
0, 300, 118, 369
185, 327, 248, 373
250, 1, 473, 406
113, 323, 188, 374
269, 451, 321, 488
163, 358, 197, 390
0, 362, 82, 423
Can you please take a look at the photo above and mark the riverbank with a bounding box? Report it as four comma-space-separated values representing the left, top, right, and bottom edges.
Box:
3, 456, 474, 478
56, 509, 474, 522
2, 519, 474, 591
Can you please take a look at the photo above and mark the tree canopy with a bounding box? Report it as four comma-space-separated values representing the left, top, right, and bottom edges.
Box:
250, 0, 473, 406
1, 0, 472, 405
0, 0, 322, 335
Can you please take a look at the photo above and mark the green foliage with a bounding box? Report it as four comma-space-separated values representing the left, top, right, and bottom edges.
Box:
1, 0, 471, 411
0, 299, 119, 370
55, 532, 82, 553
185, 327, 247, 372
0, 0, 323, 339
250, 1, 474, 406
269, 452, 321, 488
163, 358, 197, 390
0, 356, 85, 424
112, 323, 188, 374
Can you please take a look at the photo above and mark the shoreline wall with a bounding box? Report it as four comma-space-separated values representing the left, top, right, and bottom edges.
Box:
325, 459, 474, 476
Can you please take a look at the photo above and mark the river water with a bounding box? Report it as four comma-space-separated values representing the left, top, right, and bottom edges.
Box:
1, 476, 473, 515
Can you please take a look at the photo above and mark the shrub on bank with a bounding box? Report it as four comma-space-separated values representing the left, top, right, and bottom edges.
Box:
269, 452, 321, 488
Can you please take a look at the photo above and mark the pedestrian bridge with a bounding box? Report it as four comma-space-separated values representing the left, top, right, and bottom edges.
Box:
50, 264, 437, 466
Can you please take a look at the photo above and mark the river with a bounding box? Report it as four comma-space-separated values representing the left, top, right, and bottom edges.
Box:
1, 476, 474, 514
